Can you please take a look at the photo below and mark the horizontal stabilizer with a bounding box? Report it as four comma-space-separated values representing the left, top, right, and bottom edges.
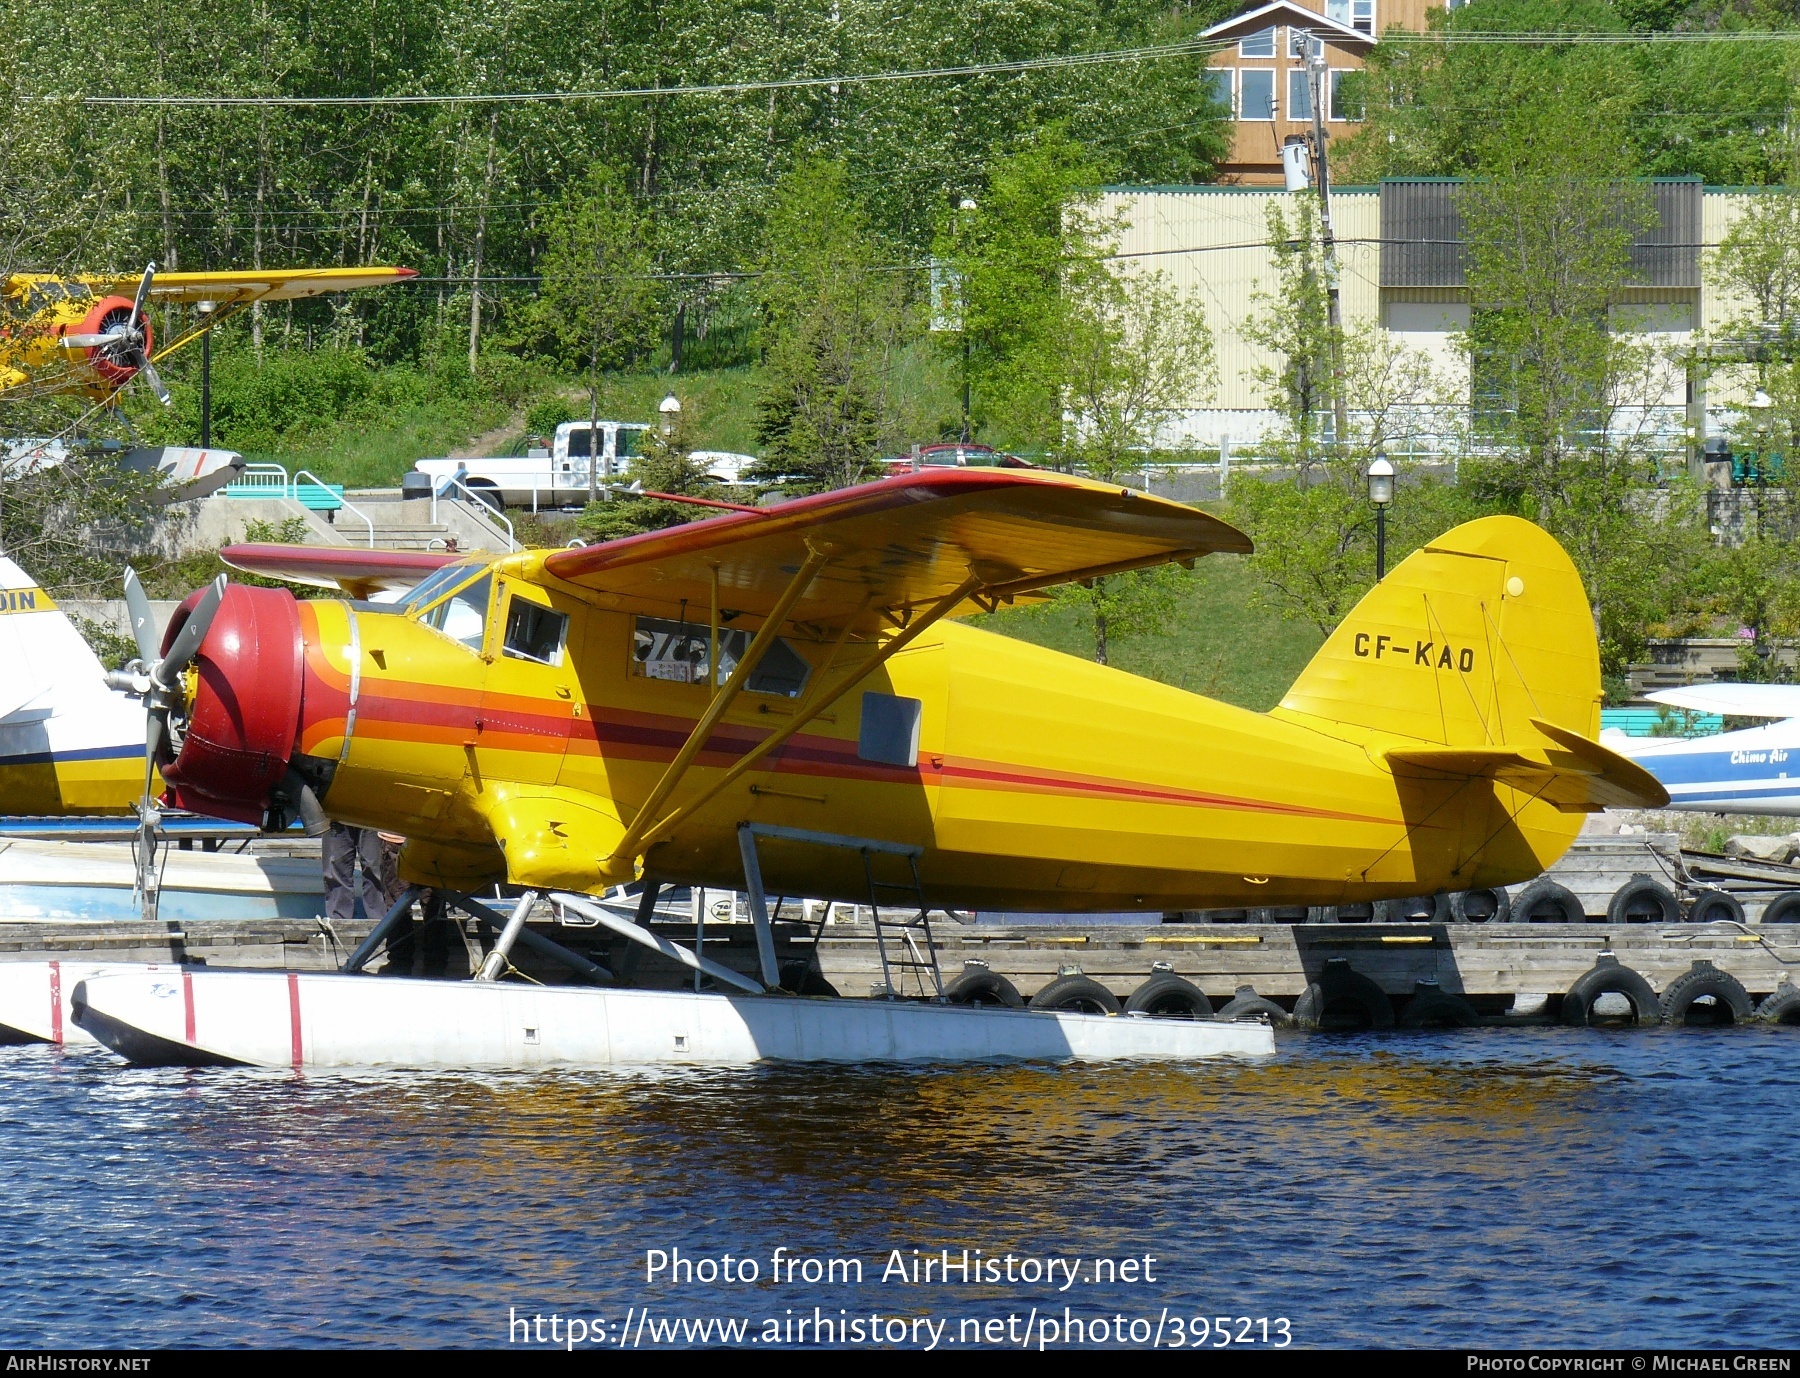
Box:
1646, 682, 1800, 721
1387, 718, 1669, 812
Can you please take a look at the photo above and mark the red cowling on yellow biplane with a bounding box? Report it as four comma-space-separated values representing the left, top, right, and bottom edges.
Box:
139, 466, 1662, 915
0, 263, 416, 404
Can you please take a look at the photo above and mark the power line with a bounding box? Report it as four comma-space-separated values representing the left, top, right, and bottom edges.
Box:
74, 39, 1228, 108
60, 27, 1800, 110
1390, 27, 1800, 44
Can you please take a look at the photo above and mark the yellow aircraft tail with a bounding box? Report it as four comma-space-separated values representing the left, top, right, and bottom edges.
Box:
1273, 515, 1666, 811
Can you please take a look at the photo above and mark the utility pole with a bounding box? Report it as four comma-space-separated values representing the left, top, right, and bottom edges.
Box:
1306, 40, 1351, 449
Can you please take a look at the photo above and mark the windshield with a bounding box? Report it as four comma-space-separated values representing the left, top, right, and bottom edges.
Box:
400, 561, 481, 614
422, 575, 492, 651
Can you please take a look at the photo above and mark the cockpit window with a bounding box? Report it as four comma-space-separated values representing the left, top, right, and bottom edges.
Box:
423, 575, 491, 650
401, 561, 480, 614
503, 598, 568, 666
630, 615, 811, 697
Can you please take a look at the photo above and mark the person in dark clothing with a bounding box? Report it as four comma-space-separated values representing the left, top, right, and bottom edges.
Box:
322, 822, 391, 927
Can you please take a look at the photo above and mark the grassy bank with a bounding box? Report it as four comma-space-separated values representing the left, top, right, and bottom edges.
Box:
971, 554, 1322, 712
254, 365, 768, 489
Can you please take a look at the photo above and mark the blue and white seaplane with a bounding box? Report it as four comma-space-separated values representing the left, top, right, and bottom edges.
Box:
1607, 683, 1800, 816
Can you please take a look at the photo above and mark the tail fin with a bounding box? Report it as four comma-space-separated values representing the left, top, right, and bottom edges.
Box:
0, 556, 108, 720
1274, 516, 1665, 810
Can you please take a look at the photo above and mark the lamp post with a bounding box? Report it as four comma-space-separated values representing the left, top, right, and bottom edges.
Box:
196, 300, 215, 447
957, 197, 976, 443
1367, 455, 1395, 581
659, 391, 682, 438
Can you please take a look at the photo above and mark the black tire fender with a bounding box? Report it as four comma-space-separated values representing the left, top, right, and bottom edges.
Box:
1293, 959, 1395, 1030
1378, 894, 1452, 923
1214, 984, 1294, 1028
1686, 888, 1746, 925
1606, 874, 1681, 925
1560, 956, 1661, 1026
943, 966, 1023, 1008
1659, 960, 1754, 1026
1399, 981, 1481, 1028
1125, 972, 1213, 1019
1759, 893, 1800, 924
1511, 879, 1587, 923
1028, 974, 1121, 1015
1450, 886, 1511, 924
1755, 982, 1800, 1024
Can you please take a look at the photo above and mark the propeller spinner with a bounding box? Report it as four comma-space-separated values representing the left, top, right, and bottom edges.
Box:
58, 263, 171, 405
105, 567, 329, 840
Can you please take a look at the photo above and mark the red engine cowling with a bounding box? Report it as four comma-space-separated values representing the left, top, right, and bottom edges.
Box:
160, 583, 305, 826
70, 295, 149, 386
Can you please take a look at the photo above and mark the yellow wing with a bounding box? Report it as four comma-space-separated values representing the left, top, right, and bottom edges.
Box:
530, 467, 1251, 632
82, 266, 418, 305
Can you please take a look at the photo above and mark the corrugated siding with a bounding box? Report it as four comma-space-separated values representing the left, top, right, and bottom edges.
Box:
1102, 188, 1381, 411
1380, 178, 1702, 291
1379, 181, 1465, 288
1631, 180, 1701, 288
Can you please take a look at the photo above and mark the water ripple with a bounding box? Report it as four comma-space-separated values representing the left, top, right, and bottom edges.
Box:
0, 1029, 1795, 1346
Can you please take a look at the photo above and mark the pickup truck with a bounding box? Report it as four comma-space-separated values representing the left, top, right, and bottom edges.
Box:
413, 421, 756, 509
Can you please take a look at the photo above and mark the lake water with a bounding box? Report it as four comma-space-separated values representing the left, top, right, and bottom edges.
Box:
2, 1027, 1796, 1349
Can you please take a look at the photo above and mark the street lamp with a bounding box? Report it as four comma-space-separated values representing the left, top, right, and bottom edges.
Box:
1367, 455, 1395, 581
196, 300, 216, 448
659, 392, 682, 438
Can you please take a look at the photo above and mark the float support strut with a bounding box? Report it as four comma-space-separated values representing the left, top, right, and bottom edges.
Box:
737, 825, 781, 989
342, 886, 422, 974
476, 890, 540, 981
453, 893, 613, 984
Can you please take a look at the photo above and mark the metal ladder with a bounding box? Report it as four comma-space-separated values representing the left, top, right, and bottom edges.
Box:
737, 823, 944, 1000
861, 847, 944, 1000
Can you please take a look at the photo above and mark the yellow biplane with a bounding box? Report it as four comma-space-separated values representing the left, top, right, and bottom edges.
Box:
0, 262, 416, 405
67, 468, 1667, 1069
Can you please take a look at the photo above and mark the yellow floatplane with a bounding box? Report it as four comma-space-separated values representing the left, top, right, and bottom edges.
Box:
67, 468, 1666, 1068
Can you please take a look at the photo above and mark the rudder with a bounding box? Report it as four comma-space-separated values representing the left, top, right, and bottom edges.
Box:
1274, 516, 1601, 750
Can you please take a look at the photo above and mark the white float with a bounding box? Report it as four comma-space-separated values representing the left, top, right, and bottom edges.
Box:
71, 969, 1276, 1069
0, 960, 178, 1045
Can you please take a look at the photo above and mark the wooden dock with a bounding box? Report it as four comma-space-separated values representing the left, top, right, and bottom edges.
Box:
4, 911, 1797, 1020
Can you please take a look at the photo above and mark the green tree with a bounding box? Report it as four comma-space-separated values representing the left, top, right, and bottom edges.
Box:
749, 160, 917, 496
1337, 0, 1796, 187
1229, 195, 1464, 634
1453, 97, 1703, 678
577, 401, 725, 541
942, 127, 1111, 455
534, 164, 661, 503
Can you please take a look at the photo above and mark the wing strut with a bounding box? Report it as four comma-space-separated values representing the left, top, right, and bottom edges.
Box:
609, 547, 831, 862
618, 572, 983, 864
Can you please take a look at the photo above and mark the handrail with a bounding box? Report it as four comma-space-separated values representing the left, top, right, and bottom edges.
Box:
291, 468, 374, 548
225, 461, 289, 492
432, 477, 517, 551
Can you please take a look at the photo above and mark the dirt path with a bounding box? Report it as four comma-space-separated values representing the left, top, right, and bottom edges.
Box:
449, 409, 526, 459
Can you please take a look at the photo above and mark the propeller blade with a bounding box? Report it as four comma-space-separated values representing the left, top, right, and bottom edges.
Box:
144, 711, 164, 796
138, 356, 172, 407
158, 574, 226, 678
60, 331, 129, 349
130, 262, 157, 326
145, 701, 165, 766
121, 567, 161, 665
